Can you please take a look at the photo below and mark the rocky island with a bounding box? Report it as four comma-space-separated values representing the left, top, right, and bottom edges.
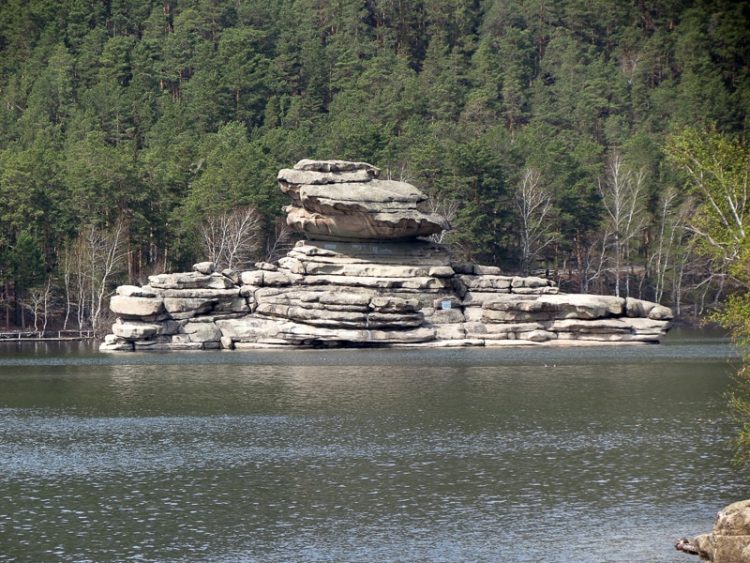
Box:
100, 160, 673, 351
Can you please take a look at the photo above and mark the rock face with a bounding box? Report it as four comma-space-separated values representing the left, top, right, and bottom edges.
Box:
279, 159, 448, 241
100, 159, 673, 352
676, 500, 750, 562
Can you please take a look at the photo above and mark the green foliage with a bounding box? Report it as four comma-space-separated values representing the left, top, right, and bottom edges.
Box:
665, 127, 750, 268
441, 138, 511, 262
175, 121, 282, 264
9, 231, 46, 291
1, 0, 749, 326
668, 127, 750, 472
185, 122, 279, 218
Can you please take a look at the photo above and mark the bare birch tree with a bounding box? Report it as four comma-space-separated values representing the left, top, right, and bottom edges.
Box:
60, 220, 127, 336
264, 219, 294, 262
201, 206, 263, 270
598, 152, 647, 297
648, 187, 693, 303
580, 231, 611, 294
59, 247, 74, 330
21, 279, 54, 336
83, 221, 127, 335
427, 197, 459, 245
514, 167, 557, 274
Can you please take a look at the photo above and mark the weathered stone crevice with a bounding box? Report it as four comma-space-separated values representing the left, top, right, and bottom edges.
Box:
100, 160, 673, 352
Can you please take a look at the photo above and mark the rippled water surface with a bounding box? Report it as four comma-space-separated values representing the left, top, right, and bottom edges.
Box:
0, 329, 747, 562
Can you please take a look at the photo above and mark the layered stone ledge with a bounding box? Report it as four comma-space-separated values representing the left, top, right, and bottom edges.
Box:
279, 159, 448, 241
101, 241, 672, 352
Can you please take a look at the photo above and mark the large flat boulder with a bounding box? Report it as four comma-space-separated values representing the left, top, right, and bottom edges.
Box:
291, 239, 451, 259
181, 321, 222, 344
279, 168, 375, 185
255, 287, 371, 310
276, 322, 435, 345
163, 297, 218, 319
239, 270, 302, 287
100, 334, 134, 351
192, 261, 216, 274
283, 258, 436, 278
286, 205, 448, 241
297, 273, 451, 291
625, 297, 675, 320
456, 274, 513, 292
545, 318, 633, 333
293, 159, 379, 174
299, 180, 426, 211
159, 289, 240, 299
481, 294, 626, 322
536, 294, 625, 318
148, 272, 235, 290
279, 168, 374, 187
116, 285, 158, 298
278, 168, 377, 204
215, 317, 282, 342
112, 320, 169, 340
110, 295, 166, 320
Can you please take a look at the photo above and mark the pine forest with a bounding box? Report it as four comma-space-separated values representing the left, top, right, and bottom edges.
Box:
0, 0, 749, 334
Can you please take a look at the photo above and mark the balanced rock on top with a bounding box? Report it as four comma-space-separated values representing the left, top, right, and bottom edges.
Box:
278, 159, 449, 241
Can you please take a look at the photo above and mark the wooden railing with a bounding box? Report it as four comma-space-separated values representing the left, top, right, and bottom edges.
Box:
0, 330, 95, 341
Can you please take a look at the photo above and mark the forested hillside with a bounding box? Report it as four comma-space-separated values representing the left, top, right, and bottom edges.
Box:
1, 0, 748, 332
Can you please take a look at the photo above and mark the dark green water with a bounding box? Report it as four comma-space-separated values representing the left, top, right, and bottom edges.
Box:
0, 329, 747, 562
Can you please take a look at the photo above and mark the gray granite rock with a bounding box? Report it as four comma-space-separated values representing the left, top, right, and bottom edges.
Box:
149, 272, 235, 290
677, 499, 750, 562
182, 321, 222, 343
116, 285, 158, 298
193, 261, 216, 275
112, 320, 162, 340
293, 159, 379, 174
99, 159, 674, 352
163, 297, 217, 319
286, 205, 448, 242
100, 334, 134, 351
110, 295, 166, 320
282, 161, 449, 241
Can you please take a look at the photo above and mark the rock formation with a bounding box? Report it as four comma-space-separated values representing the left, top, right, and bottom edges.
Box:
279, 159, 448, 241
100, 159, 673, 352
676, 500, 750, 562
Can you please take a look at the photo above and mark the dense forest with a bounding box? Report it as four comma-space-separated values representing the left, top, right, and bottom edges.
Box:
0, 0, 749, 333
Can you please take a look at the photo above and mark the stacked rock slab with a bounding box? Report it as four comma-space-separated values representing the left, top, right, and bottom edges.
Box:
100, 160, 673, 352
280, 159, 449, 241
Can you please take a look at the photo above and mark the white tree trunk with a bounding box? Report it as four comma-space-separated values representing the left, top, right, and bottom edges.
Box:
514, 167, 557, 274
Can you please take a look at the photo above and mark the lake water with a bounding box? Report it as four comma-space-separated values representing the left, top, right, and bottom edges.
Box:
0, 329, 747, 562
